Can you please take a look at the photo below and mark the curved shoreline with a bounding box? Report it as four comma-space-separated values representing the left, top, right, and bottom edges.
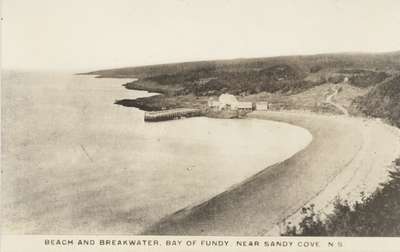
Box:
143, 111, 400, 236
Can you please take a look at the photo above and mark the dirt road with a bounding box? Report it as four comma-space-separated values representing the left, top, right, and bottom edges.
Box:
324, 87, 349, 115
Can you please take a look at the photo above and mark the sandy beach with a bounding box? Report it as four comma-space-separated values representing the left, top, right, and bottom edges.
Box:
145, 111, 400, 236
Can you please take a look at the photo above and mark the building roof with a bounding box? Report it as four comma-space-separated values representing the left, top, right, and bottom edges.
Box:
237, 102, 253, 109
219, 94, 238, 105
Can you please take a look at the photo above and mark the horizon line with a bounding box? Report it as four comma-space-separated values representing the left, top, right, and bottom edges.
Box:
3, 49, 400, 73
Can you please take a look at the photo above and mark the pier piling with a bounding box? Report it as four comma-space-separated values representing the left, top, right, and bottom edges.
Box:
144, 108, 202, 122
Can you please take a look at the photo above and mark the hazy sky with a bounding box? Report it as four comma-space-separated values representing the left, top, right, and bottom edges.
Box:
2, 0, 400, 71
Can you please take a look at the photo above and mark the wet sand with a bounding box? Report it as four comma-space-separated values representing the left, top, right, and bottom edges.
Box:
145, 111, 400, 236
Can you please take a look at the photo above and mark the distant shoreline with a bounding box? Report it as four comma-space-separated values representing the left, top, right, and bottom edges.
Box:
113, 79, 208, 112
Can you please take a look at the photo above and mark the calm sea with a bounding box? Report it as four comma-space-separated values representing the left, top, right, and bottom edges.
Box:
1, 71, 312, 234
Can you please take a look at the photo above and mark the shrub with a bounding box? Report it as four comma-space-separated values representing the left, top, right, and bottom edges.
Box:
282, 157, 400, 236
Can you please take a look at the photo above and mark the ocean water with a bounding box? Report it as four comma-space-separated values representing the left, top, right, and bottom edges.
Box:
1, 71, 312, 234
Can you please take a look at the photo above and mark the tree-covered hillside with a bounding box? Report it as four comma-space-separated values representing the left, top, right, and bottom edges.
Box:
89, 51, 400, 121
352, 75, 400, 127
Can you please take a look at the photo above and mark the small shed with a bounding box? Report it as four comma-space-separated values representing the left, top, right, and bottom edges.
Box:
256, 102, 269, 111
237, 102, 253, 111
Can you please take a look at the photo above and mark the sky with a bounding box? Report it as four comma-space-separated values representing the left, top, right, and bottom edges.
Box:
2, 0, 400, 71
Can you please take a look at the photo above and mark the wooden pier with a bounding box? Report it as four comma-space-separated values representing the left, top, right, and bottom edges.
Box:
144, 108, 202, 122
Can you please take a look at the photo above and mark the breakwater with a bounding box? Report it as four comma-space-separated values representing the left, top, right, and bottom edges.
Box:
144, 108, 202, 122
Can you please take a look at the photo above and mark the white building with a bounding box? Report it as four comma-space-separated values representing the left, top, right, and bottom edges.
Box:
208, 94, 239, 110
256, 102, 269, 111
218, 93, 239, 110
237, 102, 253, 111
208, 94, 253, 112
